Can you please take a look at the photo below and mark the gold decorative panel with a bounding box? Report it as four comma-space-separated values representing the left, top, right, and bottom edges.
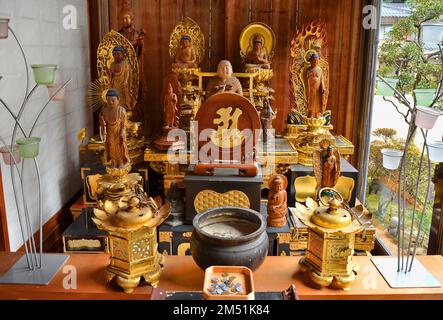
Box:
111, 237, 129, 261
194, 190, 250, 213
131, 238, 151, 262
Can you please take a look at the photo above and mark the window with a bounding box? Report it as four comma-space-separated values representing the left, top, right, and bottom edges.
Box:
365, 1, 443, 255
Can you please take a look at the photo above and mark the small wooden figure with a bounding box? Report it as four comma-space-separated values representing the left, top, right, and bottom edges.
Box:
267, 174, 288, 228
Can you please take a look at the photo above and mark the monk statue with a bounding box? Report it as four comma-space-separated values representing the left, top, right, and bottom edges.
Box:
206, 60, 243, 99
163, 82, 179, 130
306, 53, 327, 118
267, 175, 287, 228
260, 98, 275, 144
110, 45, 136, 111
245, 33, 271, 71
321, 146, 338, 188
118, 1, 145, 58
99, 89, 130, 168
173, 34, 198, 69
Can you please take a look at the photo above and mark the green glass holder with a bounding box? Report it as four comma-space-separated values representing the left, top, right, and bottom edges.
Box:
31, 64, 57, 85
16, 137, 41, 159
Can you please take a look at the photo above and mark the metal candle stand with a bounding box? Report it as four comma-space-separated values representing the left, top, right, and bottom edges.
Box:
371, 76, 442, 289
0, 23, 71, 285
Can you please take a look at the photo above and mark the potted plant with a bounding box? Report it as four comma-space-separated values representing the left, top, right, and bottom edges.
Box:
31, 64, 57, 85
16, 137, 42, 159
0, 144, 21, 165
0, 18, 9, 39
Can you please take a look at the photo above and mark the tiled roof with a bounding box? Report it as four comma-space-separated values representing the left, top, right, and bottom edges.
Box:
424, 43, 442, 52
382, 3, 412, 18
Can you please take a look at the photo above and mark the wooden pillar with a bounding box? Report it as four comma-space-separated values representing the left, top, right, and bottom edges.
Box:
428, 164, 443, 255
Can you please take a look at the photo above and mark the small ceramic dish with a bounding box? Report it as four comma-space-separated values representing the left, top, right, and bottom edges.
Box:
203, 266, 255, 300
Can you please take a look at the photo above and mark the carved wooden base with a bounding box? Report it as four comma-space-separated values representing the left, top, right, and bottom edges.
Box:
267, 215, 287, 228
105, 252, 165, 293
194, 162, 259, 177
299, 256, 359, 290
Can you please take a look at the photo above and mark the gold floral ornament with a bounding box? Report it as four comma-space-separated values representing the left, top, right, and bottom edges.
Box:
289, 21, 329, 115
92, 173, 170, 233
169, 17, 205, 67
90, 30, 139, 112
240, 22, 276, 64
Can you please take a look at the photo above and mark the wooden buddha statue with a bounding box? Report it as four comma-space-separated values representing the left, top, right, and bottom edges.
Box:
99, 89, 130, 169
244, 33, 271, 72
173, 34, 198, 69
321, 146, 338, 188
267, 175, 288, 228
118, 0, 145, 59
306, 53, 327, 118
110, 45, 136, 111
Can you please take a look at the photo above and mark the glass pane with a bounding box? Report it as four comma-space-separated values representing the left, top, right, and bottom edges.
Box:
365, 1, 443, 255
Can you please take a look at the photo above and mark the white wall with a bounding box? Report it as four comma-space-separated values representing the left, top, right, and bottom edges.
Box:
0, 0, 92, 251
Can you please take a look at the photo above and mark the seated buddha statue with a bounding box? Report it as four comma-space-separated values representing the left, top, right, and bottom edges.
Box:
244, 33, 271, 72
267, 175, 287, 228
206, 60, 243, 99
173, 34, 198, 69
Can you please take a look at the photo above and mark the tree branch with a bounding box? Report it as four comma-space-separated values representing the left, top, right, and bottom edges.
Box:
383, 96, 411, 124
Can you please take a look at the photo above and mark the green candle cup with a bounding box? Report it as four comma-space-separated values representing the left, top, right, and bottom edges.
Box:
16, 137, 42, 159
31, 64, 57, 85
376, 77, 399, 97
414, 89, 436, 107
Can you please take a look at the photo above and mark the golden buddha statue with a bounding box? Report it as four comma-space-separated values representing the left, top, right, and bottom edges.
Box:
267, 175, 288, 228
206, 60, 243, 99
99, 89, 130, 169
110, 45, 136, 111
173, 34, 198, 69
245, 33, 271, 72
306, 53, 327, 118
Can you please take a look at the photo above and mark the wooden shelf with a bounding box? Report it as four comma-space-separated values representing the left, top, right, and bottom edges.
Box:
1, 252, 443, 300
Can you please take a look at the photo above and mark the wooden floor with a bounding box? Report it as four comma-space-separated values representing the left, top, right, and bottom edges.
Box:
0, 252, 443, 300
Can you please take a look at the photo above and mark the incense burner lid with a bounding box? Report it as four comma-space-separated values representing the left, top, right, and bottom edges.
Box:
311, 204, 352, 230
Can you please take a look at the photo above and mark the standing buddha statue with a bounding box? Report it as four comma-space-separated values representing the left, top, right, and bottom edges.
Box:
99, 89, 130, 169
118, 0, 146, 122
321, 146, 338, 188
119, 0, 145, 59
306, 53, 327, 118
110, 45, 136, 111
163, 82, 179, 130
